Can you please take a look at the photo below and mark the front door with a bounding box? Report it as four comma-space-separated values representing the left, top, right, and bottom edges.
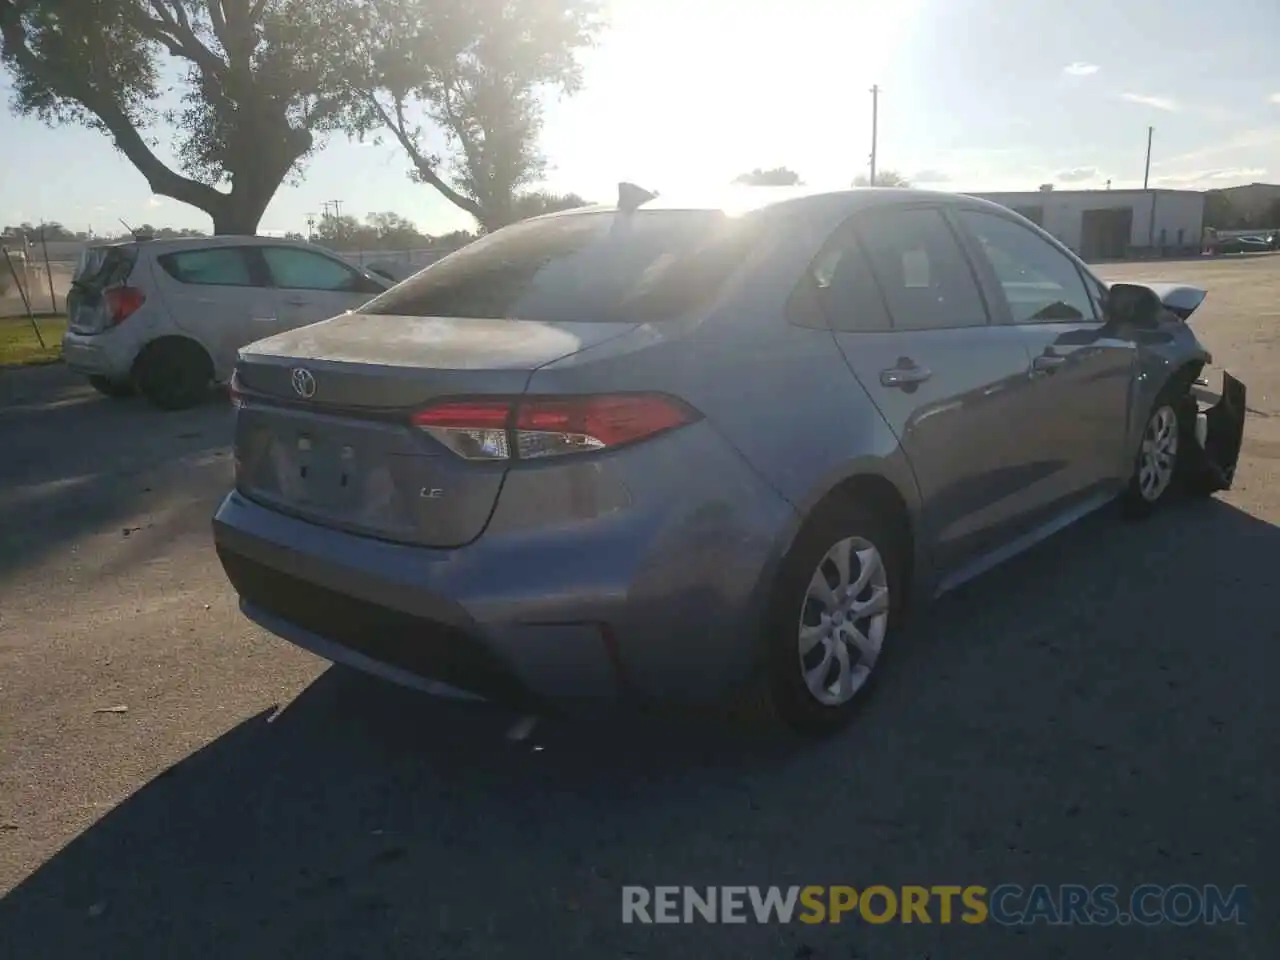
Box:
951, 208, 1136, 511
816, 206, 1048, 580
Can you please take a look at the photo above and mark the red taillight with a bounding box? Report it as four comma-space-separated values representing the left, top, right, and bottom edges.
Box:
104, 286, 145, 325
411, 394, 697, 461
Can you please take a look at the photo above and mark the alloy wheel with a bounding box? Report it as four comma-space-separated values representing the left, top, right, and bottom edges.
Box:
1138, 404, 1179, 502
797, 536, 890, 707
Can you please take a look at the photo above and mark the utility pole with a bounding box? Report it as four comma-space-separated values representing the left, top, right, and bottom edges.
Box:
1142, 126, 1153, 190
330, 199, 344, 221
869, 84, 880, 186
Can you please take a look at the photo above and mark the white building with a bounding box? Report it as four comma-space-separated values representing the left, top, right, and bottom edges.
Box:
972, 188, 1205, 261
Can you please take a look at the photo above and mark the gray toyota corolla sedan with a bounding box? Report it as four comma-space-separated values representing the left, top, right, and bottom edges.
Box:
212, 185, 1246, 734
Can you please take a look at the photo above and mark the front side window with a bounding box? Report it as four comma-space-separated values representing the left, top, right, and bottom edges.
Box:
359, 210, 761, 323
262, 247, 362, 292
853, 208, 989, 331
957, 210, 1098, 324
158, 247, 255, 287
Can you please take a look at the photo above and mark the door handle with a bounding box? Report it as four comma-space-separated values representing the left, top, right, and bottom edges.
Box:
880, 364, 933, 388
1032, 354, 1066, 373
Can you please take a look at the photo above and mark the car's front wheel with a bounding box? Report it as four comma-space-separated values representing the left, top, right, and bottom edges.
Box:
1122, 393, 1182, 517
753, 499, 906, 736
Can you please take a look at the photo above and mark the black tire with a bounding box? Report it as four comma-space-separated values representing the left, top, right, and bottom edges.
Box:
134, 338, 213, 411
87, 374, 136, 399
747, 497, 908, 737
1122, 387, 1187, 518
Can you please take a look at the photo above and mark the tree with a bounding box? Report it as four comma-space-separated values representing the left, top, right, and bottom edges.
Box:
510, 190, 591, 221
733, 167, 803, 186
853, 169, 911, 187
347, 0, 602, 231
366, 210, 429, 247
0, 0, 360, 234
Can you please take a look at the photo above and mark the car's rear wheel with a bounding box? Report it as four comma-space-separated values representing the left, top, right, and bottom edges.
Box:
134, 338, 213, 411
87, 374, 136, 399
752, 499, 906, 736
1122, 392, 1182, 517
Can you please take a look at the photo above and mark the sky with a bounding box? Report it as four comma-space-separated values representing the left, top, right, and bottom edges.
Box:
1, 0, 1279, 236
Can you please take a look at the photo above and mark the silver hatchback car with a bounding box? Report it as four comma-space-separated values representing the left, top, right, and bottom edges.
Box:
213, 186, 1246, 734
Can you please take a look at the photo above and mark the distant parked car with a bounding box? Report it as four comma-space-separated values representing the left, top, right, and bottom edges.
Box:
62, 236, 392, 409
1215, 235, 1272, 255
213, 187, 1247, 734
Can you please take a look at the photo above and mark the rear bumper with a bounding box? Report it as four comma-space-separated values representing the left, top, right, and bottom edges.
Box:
62, 329, 135, 380
212, 449, 794, 705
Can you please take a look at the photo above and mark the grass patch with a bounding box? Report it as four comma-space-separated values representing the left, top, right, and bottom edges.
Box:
0, 314, 67, 367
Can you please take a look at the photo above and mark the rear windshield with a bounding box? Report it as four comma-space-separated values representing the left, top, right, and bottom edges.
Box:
72, 245, 136, 289
358, 210, 760, 323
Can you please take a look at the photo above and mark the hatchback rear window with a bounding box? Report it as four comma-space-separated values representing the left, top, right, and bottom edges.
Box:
72, 245, 136, 289
359, 210, 761, 323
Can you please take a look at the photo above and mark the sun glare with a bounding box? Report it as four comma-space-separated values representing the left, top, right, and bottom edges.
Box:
541, 0, 922, 200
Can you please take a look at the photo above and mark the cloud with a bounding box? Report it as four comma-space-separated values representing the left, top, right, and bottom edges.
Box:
1121, 93, 1179, 112
912, 169, 951, 184
1063, 62, 1100, 77
1154, 167, 1267, 187
1269, 93, 1280, 105
1056, 167, 1098, 183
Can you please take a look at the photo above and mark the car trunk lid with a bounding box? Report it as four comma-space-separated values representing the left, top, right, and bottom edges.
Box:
233, 312, 639, 548
66, 244, 139, 334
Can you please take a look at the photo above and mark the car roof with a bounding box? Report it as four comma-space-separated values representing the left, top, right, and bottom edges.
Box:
88, 235, 317, 253
534, 186, 1014, 226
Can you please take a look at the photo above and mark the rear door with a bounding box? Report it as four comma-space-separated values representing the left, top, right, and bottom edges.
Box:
153, 245, 276, 375
951, 208, 1136, 505
817, 205, 1047, 579
259, 245, 387, 331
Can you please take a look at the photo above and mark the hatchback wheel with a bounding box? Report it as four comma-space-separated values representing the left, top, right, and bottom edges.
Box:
753, 500, 905, 736
135, 338, 213, 411
1123, 394, 1182, 517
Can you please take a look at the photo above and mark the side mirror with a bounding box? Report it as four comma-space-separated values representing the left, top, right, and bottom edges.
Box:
1106, 283, 1163, 327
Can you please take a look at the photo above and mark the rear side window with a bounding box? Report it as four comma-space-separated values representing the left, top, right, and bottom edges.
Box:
158, 247, 255, 287
854, 208, 988, 331
263, 246, 362, 291
800, 227, 892, 332
360, 210, 759, 323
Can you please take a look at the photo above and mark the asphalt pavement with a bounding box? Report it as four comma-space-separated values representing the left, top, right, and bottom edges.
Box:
1, 257, 1278, 959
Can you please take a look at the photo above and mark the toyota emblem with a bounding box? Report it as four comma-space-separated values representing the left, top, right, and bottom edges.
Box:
291, 367, 316, 399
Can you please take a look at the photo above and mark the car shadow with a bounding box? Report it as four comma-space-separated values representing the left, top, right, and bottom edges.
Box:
2, 498, 1278, 960
0, 366, 231, 580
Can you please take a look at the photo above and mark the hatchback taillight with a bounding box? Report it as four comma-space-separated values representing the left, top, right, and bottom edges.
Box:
104, 286, 145, 325
411, 394, 699, 461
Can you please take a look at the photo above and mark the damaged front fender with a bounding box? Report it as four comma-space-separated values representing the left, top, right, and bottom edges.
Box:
1185, 372, 1247, 493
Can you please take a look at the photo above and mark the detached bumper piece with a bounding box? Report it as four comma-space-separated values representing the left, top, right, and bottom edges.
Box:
1187, 372, 1246, 493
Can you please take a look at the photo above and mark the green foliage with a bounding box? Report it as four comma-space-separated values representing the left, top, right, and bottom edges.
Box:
1, 0, 364, 231
853, 169, 911, 187
348, 0, 604, 230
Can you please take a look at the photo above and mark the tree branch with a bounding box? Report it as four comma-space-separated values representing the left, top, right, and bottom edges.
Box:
0, 6, 225, 213
366, 92, 483, 221
143, 1, 227, 78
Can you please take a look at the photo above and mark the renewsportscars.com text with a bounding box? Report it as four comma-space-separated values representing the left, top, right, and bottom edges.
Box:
621, 884, 1249, 926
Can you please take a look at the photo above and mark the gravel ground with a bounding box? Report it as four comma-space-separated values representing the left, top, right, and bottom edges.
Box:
1, 256, 1278, 959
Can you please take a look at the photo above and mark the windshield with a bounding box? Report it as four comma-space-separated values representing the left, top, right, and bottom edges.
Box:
359, 210, 761, 323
